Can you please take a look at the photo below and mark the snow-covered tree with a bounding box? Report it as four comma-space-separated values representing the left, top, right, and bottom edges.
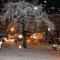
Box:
3, 0, 55, 34
0, 0, 56, 48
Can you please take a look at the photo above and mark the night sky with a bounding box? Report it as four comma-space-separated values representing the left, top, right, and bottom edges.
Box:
0, 0, 60, 14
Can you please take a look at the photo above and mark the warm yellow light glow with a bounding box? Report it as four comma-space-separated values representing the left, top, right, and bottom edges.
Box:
10, 27, 15, 32
30, 33, 44, 39
26, 33, 45, 44
4, 38, 14, 44
33, 36, 37, 39
27, 39, 30, 43
8, 39, 14, 43
3, 38, 7, 41
18, 35, 23, 39
53, 44, 56, 47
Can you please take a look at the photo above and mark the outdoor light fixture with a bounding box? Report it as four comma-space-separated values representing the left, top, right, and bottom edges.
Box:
19, 45, 22, 48
27, 39, 30, 43
33, 36, 37, 39
34, 7, 38, 10
18, 35, 23, 39
44, 1, 47, 3
48, 28, 51, 31
10, 27, 15, 32
53, 44, 56, 47
31, 33, 37, 39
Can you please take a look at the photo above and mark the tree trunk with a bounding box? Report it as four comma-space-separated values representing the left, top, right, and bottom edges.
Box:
23, 36, 27, 48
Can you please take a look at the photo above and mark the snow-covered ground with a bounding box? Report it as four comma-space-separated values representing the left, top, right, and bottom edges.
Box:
0, 42, 60, 60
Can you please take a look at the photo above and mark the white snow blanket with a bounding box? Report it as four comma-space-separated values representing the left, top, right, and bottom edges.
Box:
0, 41, 2, 48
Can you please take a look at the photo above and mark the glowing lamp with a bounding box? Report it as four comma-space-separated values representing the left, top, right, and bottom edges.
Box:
27, 39, 30, 43
48, 28, 51, 31
10, 27, 15, 32
18, 35, 23, 39
44, 1, 47, 3
19, 45, 22, 48
53, 44, 56, 47
34, 7, 38, 10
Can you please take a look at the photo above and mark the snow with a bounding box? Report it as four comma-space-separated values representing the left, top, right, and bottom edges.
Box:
0, 41, 2, 49
0, 42, 60, 60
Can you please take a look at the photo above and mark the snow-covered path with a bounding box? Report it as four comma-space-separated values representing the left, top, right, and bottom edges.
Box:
0, 42, 60, 60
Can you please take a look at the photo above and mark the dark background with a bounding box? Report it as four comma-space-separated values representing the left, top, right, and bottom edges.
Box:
0, 0, 60, 14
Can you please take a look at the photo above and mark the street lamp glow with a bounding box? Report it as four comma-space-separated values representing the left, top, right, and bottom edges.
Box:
27, 39, 30, 43
48, 28, 51, 31
33, 36, 37, 39
18, 35, 23, 39
53, 44, 56, 47
34, 7, 38, 10
32, 34, 37, 39
19, 45, 22, 48
44, 1, 47, 3
10, 27, 15, 32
